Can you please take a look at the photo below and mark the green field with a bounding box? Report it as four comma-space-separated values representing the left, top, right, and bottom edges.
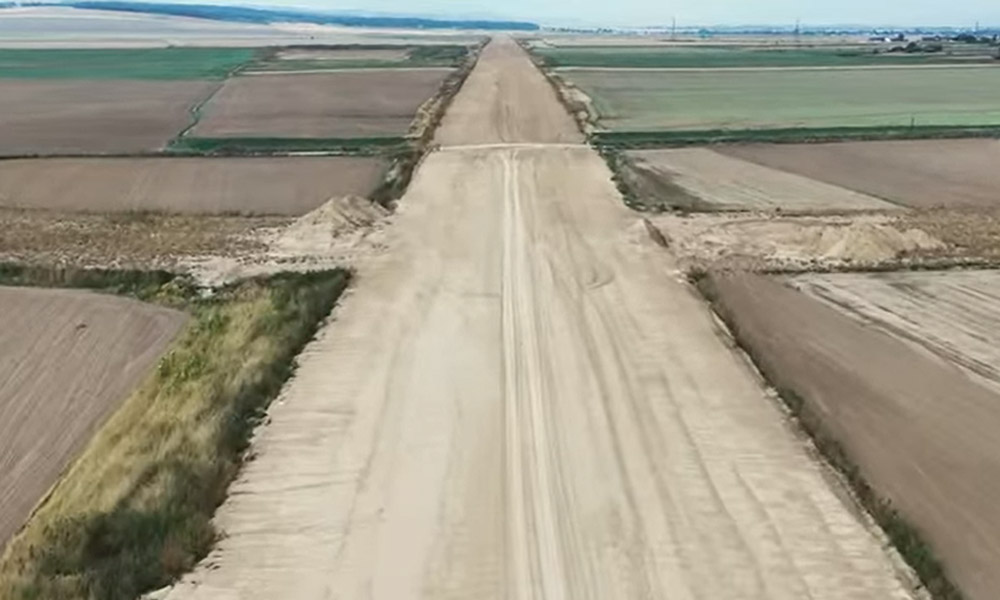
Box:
0, 48, 257, 79
245, 44, 469, 72
537, 45, 998, 68
567, 66, 1000, 132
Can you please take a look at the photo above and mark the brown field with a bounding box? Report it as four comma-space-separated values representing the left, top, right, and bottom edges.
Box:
719, 139, 1000, 209
628, 148, 895, 212
193, 69, 453, 138
708, 271, 1000, 600
791, 270, 1000, 392
0, 157, 386, 215
0, 287, 186, 551
0, 80, 215, 155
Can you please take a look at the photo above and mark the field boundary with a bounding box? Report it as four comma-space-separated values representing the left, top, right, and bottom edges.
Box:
0, 265, 351, 599
166, 136, 409, 156
693, 270, 965, 600
592, 124, 1000, 148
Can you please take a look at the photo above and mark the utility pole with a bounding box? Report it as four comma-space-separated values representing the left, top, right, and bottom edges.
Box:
672, 16, 677, 40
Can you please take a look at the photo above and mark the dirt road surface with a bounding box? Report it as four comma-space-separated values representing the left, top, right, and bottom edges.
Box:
164, 37, 914, 599
0, 288, 185, 551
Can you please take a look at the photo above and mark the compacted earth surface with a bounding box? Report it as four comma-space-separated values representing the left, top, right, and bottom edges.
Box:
162, 37, 916, 600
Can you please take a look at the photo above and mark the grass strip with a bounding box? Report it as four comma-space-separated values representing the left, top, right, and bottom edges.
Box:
0, 48, 257, 80
535, 46, 996, 69
692, 270, 965, 600
0, 264, 186, 301
0, 267, 350, 600
593, 124, 1000, 148
167, 136, 410, 156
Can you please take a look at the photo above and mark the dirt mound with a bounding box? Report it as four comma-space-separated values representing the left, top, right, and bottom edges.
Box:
653, 213, 946, 271
270, 195, 388, 256
806, 222, 944, 262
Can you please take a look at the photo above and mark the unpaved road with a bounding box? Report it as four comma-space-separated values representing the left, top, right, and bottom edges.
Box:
0, 287, 185, 551
165, 38, 914, 599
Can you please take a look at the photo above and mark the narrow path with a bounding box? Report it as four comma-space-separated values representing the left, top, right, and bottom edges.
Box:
164, 37, 917, 599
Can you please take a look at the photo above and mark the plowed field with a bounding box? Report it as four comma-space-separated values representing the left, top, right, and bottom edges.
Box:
0, 80, 215, 155
193, 69, 453, 138
628, 148, 895, 212
0, 157, 385, 215
0, 287, 186, 551
709, 272, 1000, 600
719, 139, 1000, 209
791, 270, 1000, 392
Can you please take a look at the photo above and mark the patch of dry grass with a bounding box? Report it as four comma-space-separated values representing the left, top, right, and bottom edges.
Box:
0, 270, 349, 599
0, 209, 285, 270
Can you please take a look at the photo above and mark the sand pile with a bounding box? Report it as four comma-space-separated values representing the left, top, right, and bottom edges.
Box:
807, 222, 944, 262
270, 195, 388, 256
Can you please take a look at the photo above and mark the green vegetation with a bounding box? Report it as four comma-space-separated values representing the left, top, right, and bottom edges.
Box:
168, 136, 410, 156
0, 266, 350, 600
567, 66, 1000, 132
0, 48, 257, 80
693, 271, 965, 600
536, 45, 994, 69
593, 124, 1000, 148
245, 44, 470, 72
0, 264, 184, 301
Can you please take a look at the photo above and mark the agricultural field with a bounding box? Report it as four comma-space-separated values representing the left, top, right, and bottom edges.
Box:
0, 47, 255, 78
0, 157, 387, 215
0, 79, 215, 155
627, 148, 895, 212
0, 7, 487, 48
0, 286, 187, 551
702, 270, 1000, 600
791, 270, 1000, 391
564, 66, 1000, 132
191, 69, 454, 138
0, 6, 293, 47
719, 139, 1000, 209
536, 44, 998, 68
245, 44, 472, 72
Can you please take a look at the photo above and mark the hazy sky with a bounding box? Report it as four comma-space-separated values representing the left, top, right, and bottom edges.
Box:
131, 0, 1000, 27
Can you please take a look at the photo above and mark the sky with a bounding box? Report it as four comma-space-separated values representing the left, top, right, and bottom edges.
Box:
116, 0, 1000, 28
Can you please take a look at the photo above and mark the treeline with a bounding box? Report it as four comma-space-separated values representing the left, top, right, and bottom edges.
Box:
55, 1, 540, 31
